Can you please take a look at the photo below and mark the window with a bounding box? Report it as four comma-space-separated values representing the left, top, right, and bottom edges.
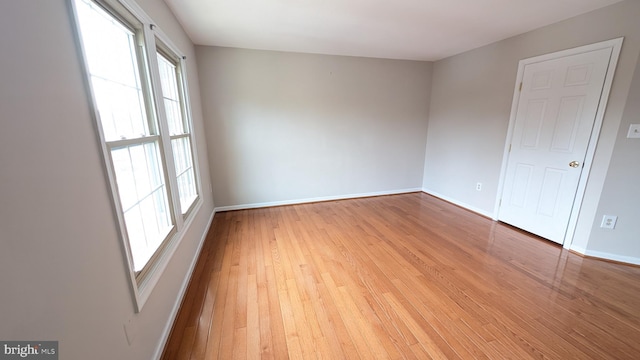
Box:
72, 0, 200, 309
156, 49, 198, 214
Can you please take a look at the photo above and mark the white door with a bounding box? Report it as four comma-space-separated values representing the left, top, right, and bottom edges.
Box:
498, 47, 614, 244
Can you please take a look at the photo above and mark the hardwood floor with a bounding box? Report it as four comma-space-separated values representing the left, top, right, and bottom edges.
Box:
162, 192, 640, 359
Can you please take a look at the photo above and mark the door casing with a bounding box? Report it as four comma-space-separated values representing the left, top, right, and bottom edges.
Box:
494, 38, 623, 248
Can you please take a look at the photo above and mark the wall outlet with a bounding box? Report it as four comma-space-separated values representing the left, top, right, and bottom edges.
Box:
476, 182, 482, 191
601, 215, 617, 229
627, 124, 640, 138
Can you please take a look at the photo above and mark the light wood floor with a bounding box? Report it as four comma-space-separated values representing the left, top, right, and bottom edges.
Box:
162, 192, 640, 359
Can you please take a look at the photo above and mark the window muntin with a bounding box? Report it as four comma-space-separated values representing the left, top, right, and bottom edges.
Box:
73, 0, 200, 287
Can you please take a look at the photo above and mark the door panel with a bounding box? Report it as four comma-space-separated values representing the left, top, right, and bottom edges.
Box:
510, 164, 533, 208
521, 100, 546, 148
537, 168, 565, 217
550, 96, 584, 152
499, 47, 612, 244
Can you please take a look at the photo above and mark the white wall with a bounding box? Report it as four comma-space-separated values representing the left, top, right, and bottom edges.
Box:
196, 47, 432, 208
0, 0, 214, 359
423, 0, 640, 260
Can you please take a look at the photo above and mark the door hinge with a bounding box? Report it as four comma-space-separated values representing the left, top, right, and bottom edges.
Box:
519, 82, 523, 91
499, 199, 502, 206
509, 144, 512, 152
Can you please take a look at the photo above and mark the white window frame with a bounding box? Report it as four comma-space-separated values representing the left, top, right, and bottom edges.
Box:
155, 42, 200, 218
69, 0, 202, 311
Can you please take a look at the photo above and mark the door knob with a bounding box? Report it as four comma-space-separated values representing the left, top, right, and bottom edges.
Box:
569, 161, 580, 168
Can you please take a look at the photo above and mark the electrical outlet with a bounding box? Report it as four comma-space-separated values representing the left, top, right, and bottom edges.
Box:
476, 182, 482, 191
627, 124, 640, 138
600, 215, 617, 229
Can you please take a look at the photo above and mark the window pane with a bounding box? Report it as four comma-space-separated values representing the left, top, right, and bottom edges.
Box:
157, 50, 198, 214
171, 137, 197, 213
76, 0, 151, 141
157, 52, 185, 135
91, 76, 147, 140
111, 147, 137, 211
123, 207, 145, 262
111, 142, 173, 271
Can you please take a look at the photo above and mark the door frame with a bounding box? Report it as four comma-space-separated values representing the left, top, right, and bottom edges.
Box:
494, 37, 623, 248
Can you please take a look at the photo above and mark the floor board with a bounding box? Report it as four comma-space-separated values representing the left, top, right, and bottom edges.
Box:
162, 192, 640, 359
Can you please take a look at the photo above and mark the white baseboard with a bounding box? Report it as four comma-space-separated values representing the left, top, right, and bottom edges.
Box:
214, 188, 423, 212
421, 188, 494, 219
570, 246, 640, 266
153, 208, 216, 360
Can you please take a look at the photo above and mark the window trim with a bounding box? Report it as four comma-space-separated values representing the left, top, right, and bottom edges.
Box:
68, 0, 202, 311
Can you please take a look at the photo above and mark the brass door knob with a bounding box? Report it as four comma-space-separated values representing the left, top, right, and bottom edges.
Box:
569, 161, 580, 168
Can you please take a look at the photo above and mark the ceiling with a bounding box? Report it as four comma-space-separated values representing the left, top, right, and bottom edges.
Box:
165, 0, 623, 61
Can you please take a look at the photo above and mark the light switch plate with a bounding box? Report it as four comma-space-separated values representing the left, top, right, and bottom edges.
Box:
627, 124, 640, 138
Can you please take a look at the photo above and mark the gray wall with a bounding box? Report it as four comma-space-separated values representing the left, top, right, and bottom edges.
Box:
587, 55, 640, 260
196, 47, 432, 208
423, 0, 640, 260
0, 0, 214, 359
